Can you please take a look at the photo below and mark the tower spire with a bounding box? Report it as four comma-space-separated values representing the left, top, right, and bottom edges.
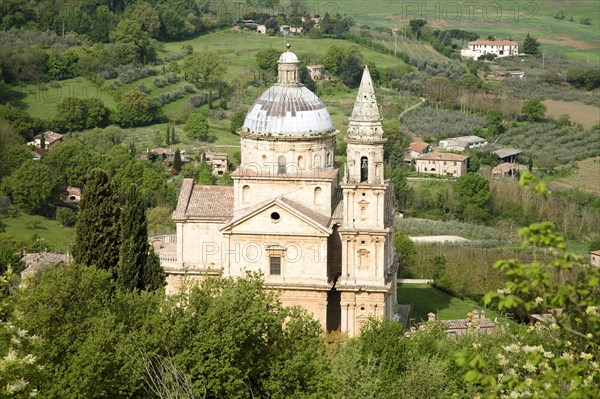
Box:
347, 65, 384, 138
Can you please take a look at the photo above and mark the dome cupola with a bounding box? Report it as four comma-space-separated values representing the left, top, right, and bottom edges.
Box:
242, 44, 334, 136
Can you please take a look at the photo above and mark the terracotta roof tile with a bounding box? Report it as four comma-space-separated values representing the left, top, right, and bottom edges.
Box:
416, 152, 468, 162
279, 196, 331, 228
444, 318, 495, 329
407, 142, 431, 153
469, 40, 518, 46
173, 179, 233, 220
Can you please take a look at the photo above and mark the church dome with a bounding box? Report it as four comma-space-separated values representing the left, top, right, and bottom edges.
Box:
242, 47, 334, 136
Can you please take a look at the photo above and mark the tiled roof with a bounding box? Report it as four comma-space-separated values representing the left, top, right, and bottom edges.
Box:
492, 162, 517, 173
444, 318, 495, 329
173, 179, 233, 220
416, 152, 468, 162
407, 142, 430, 153
469, 40, 518, 46
278, 196, 331, 228
493, 148, 522, 158
591, 250, 600, 256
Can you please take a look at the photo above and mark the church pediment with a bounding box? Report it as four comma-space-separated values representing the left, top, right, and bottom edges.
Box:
220, 197, 332, 236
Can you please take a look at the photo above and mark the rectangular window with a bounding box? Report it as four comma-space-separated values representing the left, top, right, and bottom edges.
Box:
270, 256, 281, 275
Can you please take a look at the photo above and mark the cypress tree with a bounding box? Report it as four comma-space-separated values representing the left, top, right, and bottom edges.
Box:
165, 128, 171, 145
73, 169, 121, 276
39, 132, 46, 150
143, 247, 166, 291
170, 127, 176, 144
173, 149, 182, 173
117, 185, 148, 291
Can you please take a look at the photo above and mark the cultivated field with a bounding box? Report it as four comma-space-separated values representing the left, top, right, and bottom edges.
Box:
544, 99, 600, 128
554, 157, 600, 194
319, 0, 600, 63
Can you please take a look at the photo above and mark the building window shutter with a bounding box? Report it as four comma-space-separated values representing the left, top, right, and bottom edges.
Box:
270, 256, 281, 275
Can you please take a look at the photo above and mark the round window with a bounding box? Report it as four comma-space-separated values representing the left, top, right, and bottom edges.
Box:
271, 212, 281, 221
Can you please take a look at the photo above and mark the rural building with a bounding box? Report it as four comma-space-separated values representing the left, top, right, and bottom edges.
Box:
492, 162, 518, 178
280, 25, 290, 35
415, 152, 468, 177
306, 65, 328, 81
404, 141, 432, 163
153, 48, 398, 337
424, 310, 496, 336
21, 252, 70, 279
256, 24, 267, 34
460, 40, 519, 60
205, 151, 228, 176
439, 136, 487, 152
591, 251, 600, 267
495, 70, 526, 79
493, 148, 522, 163
28, 131, 63, 149
64, 186, 81, 203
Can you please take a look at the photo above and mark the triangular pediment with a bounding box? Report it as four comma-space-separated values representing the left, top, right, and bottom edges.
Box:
220, 197, 332, 236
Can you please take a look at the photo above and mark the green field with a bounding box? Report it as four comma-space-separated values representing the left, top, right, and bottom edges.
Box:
320, 0, 600, 63
397, 283, 509, 323
0, 212, 74, 252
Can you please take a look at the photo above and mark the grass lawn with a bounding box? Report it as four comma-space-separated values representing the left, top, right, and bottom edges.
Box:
397, 283, 509, 323
328, 0, 599, 64
0, 212, 74, 252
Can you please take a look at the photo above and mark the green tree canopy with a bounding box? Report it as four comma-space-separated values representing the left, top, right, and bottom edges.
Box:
5, 161, 62, 215
44, 139, 102, 188
54, 97, 110, 132
113, 90, 163, 127
454, 173, 492, 224
256, 48, 280, 74
522, 98, 547, 122
230, 111, 246, 134
0, 120, 31, 179
523, 33, 541, 55
72, 168, 121, 275
184, 113, 210, 141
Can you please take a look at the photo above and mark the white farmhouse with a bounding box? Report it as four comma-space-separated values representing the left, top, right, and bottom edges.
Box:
461, 40, 519, 60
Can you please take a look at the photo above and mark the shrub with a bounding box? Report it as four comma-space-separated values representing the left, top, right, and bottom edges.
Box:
56, 207, 77, 227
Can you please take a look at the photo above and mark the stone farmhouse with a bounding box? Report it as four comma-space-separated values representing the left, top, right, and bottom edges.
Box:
461, 40, 519, 60
424, 310, 496, 336
415, 152, 468, 177
591, 251, 600, 268
28, 131, 63, 149
204, 151, 228, 176
154, 47, 398, 337
404, 141, 432, 164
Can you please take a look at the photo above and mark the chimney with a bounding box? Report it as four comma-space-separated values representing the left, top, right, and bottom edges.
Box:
427, 312, 436, 322
480, 310, 486, 319
473, 310, 480, 319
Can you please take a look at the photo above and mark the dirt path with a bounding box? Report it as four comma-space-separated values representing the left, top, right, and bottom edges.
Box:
409, 236, 470, 243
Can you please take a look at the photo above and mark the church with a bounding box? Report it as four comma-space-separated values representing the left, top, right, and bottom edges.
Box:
159, 46, 398, 336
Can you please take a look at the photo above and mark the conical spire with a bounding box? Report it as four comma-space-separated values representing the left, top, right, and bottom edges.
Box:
347, 65, 384, 138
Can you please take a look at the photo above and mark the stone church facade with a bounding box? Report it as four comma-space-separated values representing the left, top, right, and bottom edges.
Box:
159, 47, 398, 336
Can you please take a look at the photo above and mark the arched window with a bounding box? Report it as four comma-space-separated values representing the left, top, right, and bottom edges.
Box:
313, 154, 320, 169
278, 155, 286, 174
297, 155, 304, 169
360, 156, 368, 182
242, 185, 250, 203
314, 187, 322, 205
326, 152, 331, 166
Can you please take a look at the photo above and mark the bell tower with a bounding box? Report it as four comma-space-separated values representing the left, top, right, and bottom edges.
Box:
337, 66, 397, 335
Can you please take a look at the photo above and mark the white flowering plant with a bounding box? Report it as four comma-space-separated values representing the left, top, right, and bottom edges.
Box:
455, 173, 600, 398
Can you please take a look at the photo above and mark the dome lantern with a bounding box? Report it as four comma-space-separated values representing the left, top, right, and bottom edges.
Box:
277, 44, 300, 85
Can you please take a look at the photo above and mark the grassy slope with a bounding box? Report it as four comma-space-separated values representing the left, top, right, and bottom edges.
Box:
332, 0, 600, 63
397, 283, 508, 323
0, 212, 74, 252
